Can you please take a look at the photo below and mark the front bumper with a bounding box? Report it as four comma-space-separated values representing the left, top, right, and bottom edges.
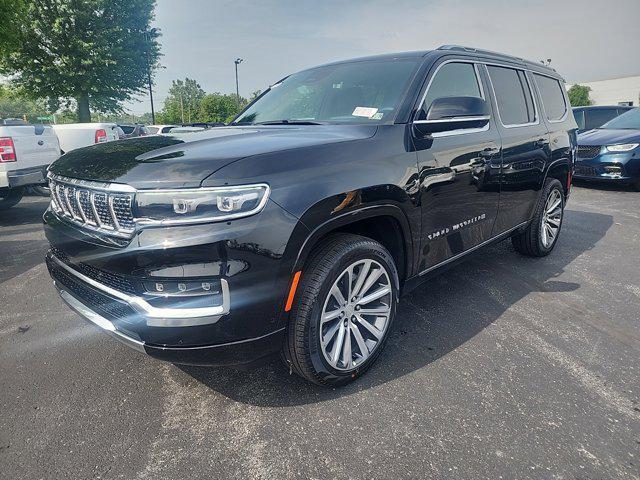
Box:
49, 252, 285, 366
574, 151, 639, 183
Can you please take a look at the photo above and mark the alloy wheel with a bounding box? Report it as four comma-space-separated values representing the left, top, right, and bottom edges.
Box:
320, 259, 392, 371
541, 189, 563, 248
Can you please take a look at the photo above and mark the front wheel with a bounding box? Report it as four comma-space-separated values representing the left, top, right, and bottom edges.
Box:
0, 187, 24, 210
512, 178, 564, 256
282, 234, 399, 387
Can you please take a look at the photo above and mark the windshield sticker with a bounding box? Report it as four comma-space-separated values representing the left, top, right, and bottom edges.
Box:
371, 112, 384, 120
352, 107, 378, 118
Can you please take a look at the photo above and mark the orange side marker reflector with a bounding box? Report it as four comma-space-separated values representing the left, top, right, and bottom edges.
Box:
284, 271, 302, 312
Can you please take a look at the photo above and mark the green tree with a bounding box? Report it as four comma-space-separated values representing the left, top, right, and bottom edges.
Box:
568, 84, 591, 107
0, 0, 26, 62
1, 0, 161, 122
199, 93, 243, 123
158, 78, 205, 124
0, 84, 49, 121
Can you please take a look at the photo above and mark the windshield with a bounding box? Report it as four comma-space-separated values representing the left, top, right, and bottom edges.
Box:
234, 59, 419, 125
600, 108, 640, 130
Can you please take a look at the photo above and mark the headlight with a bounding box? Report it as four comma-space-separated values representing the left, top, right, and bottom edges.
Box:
605, 143, 639, 152
136, 184, 270, 225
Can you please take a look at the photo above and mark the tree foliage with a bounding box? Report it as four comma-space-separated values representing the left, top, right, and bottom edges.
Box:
157, 78, 205, 124
0, 84, 49, 121
2, 0, 161, 122
0, 0, 26, 60
568, 84, 591, 107
157, 79, 261, 125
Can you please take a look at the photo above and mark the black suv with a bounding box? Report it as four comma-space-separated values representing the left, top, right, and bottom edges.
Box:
44, 46, 576, 386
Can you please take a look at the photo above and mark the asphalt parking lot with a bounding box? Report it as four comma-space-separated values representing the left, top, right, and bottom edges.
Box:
1, 185, 639, 480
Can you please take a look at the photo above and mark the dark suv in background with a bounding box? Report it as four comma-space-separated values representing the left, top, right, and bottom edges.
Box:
572, 105, 635, 133
44, 45, 576, 386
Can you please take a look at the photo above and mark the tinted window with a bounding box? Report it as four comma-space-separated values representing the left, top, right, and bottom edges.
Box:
422, 62, 482, 113
161, 126, 175, 133
487, 65, 536, 126
235, 59, 419, 125
120, 125, 135, 134
585, 109, 618, 129
534, 74, 567, 121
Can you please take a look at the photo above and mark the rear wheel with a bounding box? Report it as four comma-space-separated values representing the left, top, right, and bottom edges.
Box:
282, 234, 399, 386
512, 178, 564, 256
0, 187, 24, 210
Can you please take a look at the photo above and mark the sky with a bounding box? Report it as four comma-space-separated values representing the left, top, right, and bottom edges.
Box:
127, 0, 640, 114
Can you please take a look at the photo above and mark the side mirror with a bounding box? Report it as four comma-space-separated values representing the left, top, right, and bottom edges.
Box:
413, 96, 490, 136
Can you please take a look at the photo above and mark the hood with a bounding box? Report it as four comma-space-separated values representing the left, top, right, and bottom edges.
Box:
49, 125, 377, 189
578, 128, 640, 146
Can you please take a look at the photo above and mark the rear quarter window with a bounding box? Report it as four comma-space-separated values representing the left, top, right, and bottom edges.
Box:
534, 74, 567, 121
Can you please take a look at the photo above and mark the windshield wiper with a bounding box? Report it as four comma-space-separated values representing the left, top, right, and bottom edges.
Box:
254, 119, 327, 125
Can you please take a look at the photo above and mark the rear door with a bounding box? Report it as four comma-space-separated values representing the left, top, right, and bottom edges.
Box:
484, 64, 551, 233
415, 60, 503, 272
4, 124, 60, 169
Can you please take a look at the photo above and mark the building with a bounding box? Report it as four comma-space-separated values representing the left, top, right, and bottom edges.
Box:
568, 76, 640, 106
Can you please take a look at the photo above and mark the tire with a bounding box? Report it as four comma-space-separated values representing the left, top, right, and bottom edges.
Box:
0, 187, 24, 210
512, 178, 564, 257
282, 234, 399, 387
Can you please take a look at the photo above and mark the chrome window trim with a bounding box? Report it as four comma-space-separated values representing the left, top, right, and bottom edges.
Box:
530, 71, 569, 123
414, 115, 490, 124
51, 254, 231, 323
483, 63, 540, 128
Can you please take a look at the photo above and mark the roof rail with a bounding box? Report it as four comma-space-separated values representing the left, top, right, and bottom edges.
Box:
436, 45, 558, 73
437, 45, 526, 62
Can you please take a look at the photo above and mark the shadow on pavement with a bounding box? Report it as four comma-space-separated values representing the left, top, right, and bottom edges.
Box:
172, 210, 612, 406
0, 198, 50, 283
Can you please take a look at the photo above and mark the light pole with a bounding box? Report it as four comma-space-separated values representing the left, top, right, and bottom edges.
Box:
234, 58, 243, 109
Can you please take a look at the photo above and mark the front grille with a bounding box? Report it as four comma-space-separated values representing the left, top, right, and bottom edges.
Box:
575, 164, 597, 176
577, 146, 602, 160
47, 255, 138, 323
49, 174, 135, 238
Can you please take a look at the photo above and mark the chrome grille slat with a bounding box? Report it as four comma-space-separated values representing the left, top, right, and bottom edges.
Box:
48, 174, 135, 239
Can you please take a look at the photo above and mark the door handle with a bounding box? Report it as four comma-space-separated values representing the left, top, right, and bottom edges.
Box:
480, 146, 500, 157
535, 138, 550, 147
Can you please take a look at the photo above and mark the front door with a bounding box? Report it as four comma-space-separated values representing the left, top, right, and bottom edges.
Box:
414, 60, 502, 273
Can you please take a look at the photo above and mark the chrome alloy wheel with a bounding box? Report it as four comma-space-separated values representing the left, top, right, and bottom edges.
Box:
320, 259, 392, 371
541, 188, 563, 248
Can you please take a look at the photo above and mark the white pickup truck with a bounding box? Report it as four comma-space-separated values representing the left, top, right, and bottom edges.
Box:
0, 119, 60, 210
52, 122, 119, 154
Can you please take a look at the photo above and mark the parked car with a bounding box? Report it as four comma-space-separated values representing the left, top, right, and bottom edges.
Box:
574, 107, 640, 190
572, 105, 635, 133
44, 45, 575, 386
0, 119, 60, 209
52, 122, 119, 154
118, 124, 149, 138
147, 124, 179, 135
167, 126, 206, 134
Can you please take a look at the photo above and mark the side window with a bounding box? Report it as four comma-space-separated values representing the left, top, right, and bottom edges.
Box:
486, 65, 536, 126
421, 62, 482, 114
534, 74, 567, 121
